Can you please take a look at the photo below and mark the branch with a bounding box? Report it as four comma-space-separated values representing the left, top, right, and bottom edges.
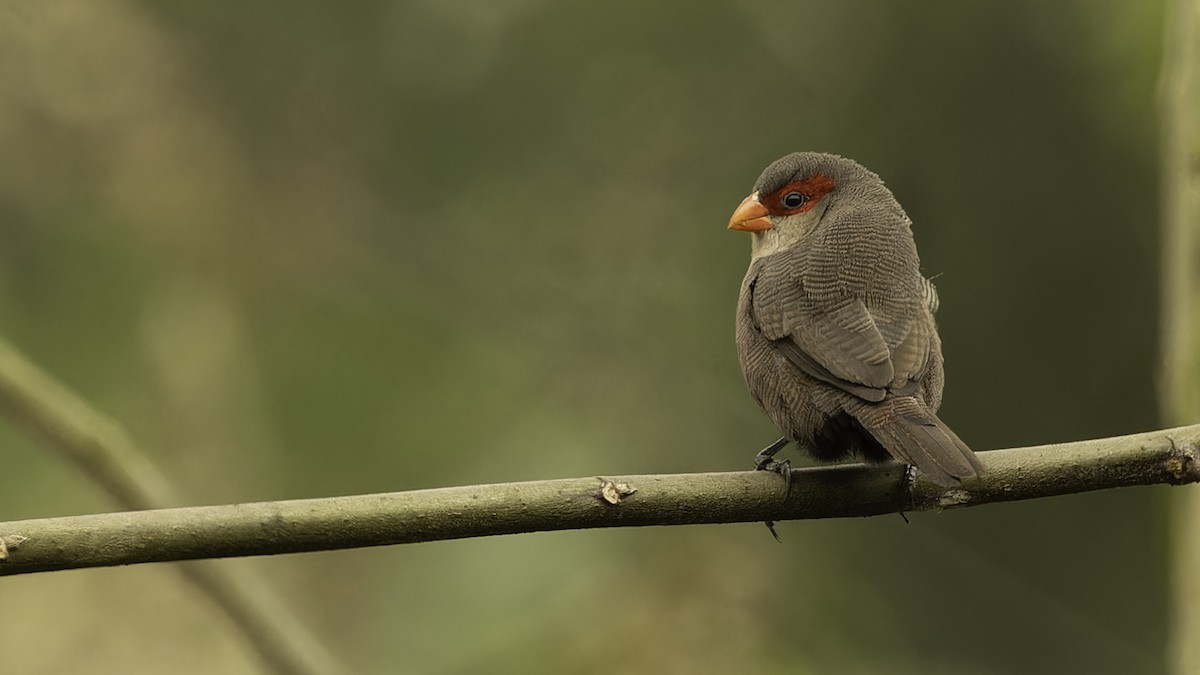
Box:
0, 338, 344, 675
1160, 0, 1200, 672
2, 425, 1197, 576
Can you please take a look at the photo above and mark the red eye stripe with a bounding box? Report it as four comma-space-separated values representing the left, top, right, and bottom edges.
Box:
761, 173, 836, 215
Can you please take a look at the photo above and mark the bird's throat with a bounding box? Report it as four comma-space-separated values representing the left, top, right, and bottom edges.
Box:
749, 221, 810, 261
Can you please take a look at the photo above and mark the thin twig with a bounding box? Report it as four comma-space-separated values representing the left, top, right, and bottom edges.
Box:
1, 424, 1197, 576
1160, 0, 1200, 672
0, 338, 344, 675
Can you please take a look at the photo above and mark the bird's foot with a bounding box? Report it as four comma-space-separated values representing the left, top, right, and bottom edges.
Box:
753, 437, 792, 495
896, 463, 918, 523
755, 457, 792, 493
753, 437, 790, 470
753, 452, 790, 471
753, 437, 792, 539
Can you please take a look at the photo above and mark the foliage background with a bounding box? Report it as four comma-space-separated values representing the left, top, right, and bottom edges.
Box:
0, 1, 1167, 673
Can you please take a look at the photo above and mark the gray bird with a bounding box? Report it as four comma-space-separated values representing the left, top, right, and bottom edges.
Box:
729, 152, 983, 486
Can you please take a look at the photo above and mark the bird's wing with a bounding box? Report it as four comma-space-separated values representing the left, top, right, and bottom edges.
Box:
750, 255, 929, 403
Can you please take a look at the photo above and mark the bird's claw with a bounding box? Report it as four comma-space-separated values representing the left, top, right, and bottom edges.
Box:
896, 463, 917, 522
752, 437, 792, 538
756, 457, 792, 538
752, 452, 778, 470
753, 437, 790, 473
754, 457, 793, 497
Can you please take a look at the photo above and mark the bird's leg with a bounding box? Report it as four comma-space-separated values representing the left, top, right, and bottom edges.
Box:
753, 437, 792, 540
753, 436, 790, 471
753, 436, 793, 497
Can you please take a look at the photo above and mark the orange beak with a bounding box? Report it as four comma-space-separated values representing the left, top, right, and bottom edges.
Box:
727, 192, 773, 232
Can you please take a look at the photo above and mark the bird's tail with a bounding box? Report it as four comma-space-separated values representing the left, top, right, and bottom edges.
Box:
858, 397, 983, 487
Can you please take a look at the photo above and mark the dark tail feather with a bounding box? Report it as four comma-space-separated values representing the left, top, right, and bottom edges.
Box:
861, 398, 983, 487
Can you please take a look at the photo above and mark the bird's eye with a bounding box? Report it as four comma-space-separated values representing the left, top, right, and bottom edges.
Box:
781, 191, 808, 209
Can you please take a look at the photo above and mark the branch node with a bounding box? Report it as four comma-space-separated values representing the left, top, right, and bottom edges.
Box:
936, 489, 972, 509
595, 477, 637, 505
1165, 438, 1199, 484
0, 534, 27, 561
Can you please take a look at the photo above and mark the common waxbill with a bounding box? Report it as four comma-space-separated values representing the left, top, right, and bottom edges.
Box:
729, 152, 983, 487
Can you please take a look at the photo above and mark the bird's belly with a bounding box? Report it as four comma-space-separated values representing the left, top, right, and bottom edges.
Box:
740, 350, 883, 462
736, 316, 821, 438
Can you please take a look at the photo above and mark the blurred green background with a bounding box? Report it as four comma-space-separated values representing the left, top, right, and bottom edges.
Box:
0, 1, 1169, 673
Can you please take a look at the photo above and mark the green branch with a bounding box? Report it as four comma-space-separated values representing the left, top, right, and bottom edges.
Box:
2, 425, 1197, 575
1160, 0, 1200, 672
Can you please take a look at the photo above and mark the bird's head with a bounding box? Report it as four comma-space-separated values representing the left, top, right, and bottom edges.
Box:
728, 152, 886, 259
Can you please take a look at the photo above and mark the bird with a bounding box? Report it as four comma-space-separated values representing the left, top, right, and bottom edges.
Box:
728, 152, 983, 487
